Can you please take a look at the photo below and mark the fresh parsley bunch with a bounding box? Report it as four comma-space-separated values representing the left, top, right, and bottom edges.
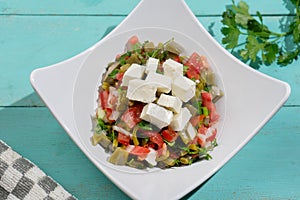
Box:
221, 0, 300, 68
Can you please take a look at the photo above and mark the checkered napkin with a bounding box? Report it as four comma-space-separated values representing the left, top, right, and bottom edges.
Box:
0, 140, 77, 200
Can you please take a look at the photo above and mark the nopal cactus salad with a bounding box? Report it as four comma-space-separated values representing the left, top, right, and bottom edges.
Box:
91, 36, 223, 169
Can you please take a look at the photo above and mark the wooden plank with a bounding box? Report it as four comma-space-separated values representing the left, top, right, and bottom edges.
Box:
0, 0, 295, 15
186, 0, 297, 15
0, 15, 124, 106
1, 15, 298, 106
0, 106, 299, 199
0, 107, 130, 200
186, 105, 300, 199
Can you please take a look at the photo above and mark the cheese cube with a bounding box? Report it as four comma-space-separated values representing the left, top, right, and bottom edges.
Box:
170, 107, 192, 131
162, 58, 183, 79
178, 122, 197, 144
140, 103, 173, 129
121, 63, 145, 86
145, 57, 159, 74
126, 79, 157, 103
145, 71, 172, 93
186, 122, 197, 139
157, 94, 182, 113
178, 131, 190, 144
145, 148, 157, 166
172, 75, 196, 102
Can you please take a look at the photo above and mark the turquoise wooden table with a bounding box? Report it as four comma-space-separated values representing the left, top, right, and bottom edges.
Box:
1, 0, 299, 199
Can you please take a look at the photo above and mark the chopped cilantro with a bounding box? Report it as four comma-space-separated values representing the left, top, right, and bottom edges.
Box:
221, 0, 300, 68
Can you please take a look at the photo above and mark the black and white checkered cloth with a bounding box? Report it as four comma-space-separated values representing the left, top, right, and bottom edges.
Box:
0, 140, 77, 200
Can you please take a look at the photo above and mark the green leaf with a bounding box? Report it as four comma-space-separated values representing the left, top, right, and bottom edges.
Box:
137, 120, 153, 130
221, 0, 300, 68
245, 35, 264, 62
257, 11, 263, 23
108, 69, 120, 79
292, 21, 300, 43
277, 49, 299, 66
221, 26, 241, 49
262, 43, 279, 65
233, 1, 250, 15
233, 1, 253, 28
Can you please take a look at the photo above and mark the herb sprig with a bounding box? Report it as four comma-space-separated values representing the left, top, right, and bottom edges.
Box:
221, 0, 300, 68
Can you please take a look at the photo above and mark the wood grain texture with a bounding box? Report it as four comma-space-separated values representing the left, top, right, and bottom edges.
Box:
0, 0, 295, 15
1, 15, 299, 106
0, 107, 299, 199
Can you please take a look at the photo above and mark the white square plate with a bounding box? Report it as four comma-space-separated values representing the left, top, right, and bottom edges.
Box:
30, 0, 290, 199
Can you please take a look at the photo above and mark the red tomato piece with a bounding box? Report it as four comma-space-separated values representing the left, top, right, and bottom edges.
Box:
115, 72, 124, 81
121, 104, 144, 129
198, 124, 208, 135
190, 115, 205, 127
185, 52, 208, 72
105, 107, 113, 120
144, 131, 164, 149
206, 128, 217, 142
125, 35, 140, 51
117, 132, 130, 146
128, 35, 139, 45
197, 133, 206, 147
99, 90, 109, 110
201, 91, 219, 123
156, 143, 167, 157
161, 128, 178, 142
172, 55, 181, 63
130, 146, 150, 160
186, 65, 200, 80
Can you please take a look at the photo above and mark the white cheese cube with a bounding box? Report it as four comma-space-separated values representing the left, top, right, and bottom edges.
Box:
178, 131, 190, 144
140, 103, 173, 129
121, 63, 145, 86
186, 122, 197, 140
170, 107, 192, 131
145, 71, 172, 93
178, 122, 197, 144
172, 75, 196, 102
145, 57, 159, 74
162, 58, 183, 79
126, 79, 157, 103
157, 94, 182, 113
145, 148, 157, 166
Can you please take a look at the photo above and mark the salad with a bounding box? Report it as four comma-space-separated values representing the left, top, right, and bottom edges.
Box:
91, 36, 223, 169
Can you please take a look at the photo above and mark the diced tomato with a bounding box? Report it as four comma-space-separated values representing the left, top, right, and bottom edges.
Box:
144, 131, 164, 149
105, 107, 113, 120
108, 90, 118, 109
121, 104, 144, 129
156, 143, 167, 157
115, 72, 124, 81
117, 132, 130, 146
161, 128, 178, 142
99, 90, 109, 110
197, 133, 206, 147
186, 65, 200, 80
172, 55, 181, 63
185, 52, 208, 73
206, 128, 217, 142
121, 108, 141, 129
125, 35, 140, 51
201, 91, 219, 123
128, 35, 139, 45
190, 115, 205, 127
130, 146, 150, 160
201, 91, 212, 102
198, 124, 208, 135
99, 90, 116, 121
115, 53, 121, 60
